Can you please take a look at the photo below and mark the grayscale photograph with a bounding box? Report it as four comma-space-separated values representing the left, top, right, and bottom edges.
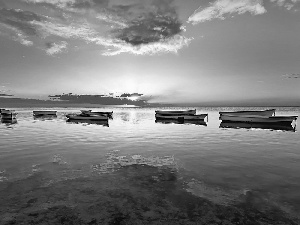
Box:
0, 0, 299, 224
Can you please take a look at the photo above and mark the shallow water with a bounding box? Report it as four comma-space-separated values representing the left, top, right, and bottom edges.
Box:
0, 107, 299, 224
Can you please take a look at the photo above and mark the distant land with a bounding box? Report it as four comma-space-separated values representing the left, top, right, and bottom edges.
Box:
0, 93, 169, 108
0, 93, 299, 108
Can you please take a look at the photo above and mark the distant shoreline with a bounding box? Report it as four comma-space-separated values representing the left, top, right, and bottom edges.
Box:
1, 103, 299, 108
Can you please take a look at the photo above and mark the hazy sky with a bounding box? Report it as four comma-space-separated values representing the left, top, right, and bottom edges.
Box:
0, 0, 299, 106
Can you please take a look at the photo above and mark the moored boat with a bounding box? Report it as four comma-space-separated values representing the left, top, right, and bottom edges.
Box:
219, 115, 297, 124
1, 112, 17, 119
155, 109, 196, 115
80, 110, 113, 117
66, 114, 108, 121
155, 113, 208, 121
219, 109, 275, 117
0, 109, 16, 115
33, 110, 57, 116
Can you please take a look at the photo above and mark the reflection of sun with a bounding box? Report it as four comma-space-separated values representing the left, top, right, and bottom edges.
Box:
128, 96, 139, 101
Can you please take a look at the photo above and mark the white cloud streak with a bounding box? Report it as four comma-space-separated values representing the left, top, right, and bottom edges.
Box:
0, 22, 33, 46
30, 20, 191, 56
188, 0, 266, 24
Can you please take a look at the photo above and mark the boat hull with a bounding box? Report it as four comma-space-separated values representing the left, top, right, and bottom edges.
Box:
81, 111, 113, 117
155, 109, 196, 115
155, 114, 207, 120
1, 113, 17, 119
0, 109, 16, 114
66, 114, 108, 121
219, 109, 275, 117
219, 115, 297, 124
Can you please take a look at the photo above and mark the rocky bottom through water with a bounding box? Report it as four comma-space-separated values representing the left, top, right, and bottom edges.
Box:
0, 152, 299, 225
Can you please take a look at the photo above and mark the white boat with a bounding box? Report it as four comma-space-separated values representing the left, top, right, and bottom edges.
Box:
80, 110, 113, 117
219, 109, 275, 117
66, 114, 108, 121
155, 114, 208, 121
219, 115, 297, 123
155, 109, 196, 115
33, 110, 57, 116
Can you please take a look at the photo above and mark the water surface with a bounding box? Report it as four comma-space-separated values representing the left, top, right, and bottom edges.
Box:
0, 107, 299, 224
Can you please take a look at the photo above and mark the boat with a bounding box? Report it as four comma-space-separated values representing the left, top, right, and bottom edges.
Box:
155, 119, 207, 126
1, 112, 17, 119
66, 114, 108, 121
219, 115, 297, 124
33, 110, 57, 116
155, 109, 196, 115
220, 121, 296, 132
80, 110, 113, 117
0, 109, 16, 115
219, 109, 275, 117
155, 114, 208, 121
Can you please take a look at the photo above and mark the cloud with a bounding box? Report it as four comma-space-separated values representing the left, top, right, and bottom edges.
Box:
0, 0, 190, 56
0, 8, 43, 35
282, 73, 300, 79
45, 41, 68, 55
188, 0, 266, 24
270, 0, 300, 10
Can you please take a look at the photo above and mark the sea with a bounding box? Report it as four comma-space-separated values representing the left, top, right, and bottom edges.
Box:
0, 107, 299, 224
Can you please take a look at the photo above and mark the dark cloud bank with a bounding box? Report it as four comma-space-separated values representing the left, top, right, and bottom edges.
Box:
0, 0, 189, 55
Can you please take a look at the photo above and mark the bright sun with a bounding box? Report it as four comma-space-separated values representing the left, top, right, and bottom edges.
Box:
128, 96, 139, 101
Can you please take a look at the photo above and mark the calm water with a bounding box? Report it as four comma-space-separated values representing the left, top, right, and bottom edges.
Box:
0, 107, 299, 223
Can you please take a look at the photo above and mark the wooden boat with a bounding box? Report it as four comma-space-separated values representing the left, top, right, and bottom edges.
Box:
219, 109, 275, 117
155, 119, 207, 126
66, 119, 109, 126
220, 122, 296, 132
80, 110, 113, 117
219, 115, 297, 124
155, 114, 208, 121
66, 114, 108, 121
33, 110, 57, 116
155, 109, 196, 115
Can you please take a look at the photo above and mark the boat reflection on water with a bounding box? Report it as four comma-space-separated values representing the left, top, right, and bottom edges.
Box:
33, 115, 58, 121
66, 119, 109, 127
1, 118, 18, 126
155, 119, 207, 126
220, 121, 296, 132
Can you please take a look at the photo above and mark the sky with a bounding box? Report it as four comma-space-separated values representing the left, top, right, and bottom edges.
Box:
0, 0, 299, 106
